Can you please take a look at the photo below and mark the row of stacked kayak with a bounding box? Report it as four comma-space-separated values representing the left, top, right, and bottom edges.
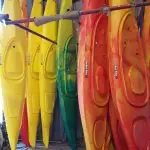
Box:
79, 0, 150, 149
0, 0, 150, 150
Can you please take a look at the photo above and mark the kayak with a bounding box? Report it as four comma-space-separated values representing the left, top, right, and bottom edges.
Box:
27, 0, 42, 148
108, 0, 150, 149
1, 0, 26, 149
78, 0, 111, 149
57, 0, 78, 149
19, 0, 30, 147
21, 100, 30, 147
39, 0, 57, 148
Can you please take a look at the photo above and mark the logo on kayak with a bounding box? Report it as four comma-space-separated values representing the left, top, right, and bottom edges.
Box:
84, 60, 88, 77
114, 64, 118, 79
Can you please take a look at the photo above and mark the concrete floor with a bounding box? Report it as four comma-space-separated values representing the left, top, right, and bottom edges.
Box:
18, 146, 85, 150
17, 143, 85, 150
35, 146, 85, 150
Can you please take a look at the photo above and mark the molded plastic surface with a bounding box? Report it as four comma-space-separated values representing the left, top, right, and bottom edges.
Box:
108, 0, 150, 149
39, 0, 57, 148
20, 0, 30, 147
27, 0, 42, 147
1, 0, 26, 149
57, 0, 78, 149
78, 0, 112, 149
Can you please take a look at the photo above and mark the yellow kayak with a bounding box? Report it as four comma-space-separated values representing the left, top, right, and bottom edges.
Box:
1, 0, 26, 149
39, 0, 57, 148
27, 0, 43, 147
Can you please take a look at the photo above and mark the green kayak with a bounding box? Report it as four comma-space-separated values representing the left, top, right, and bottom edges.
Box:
56, 0, 78, 149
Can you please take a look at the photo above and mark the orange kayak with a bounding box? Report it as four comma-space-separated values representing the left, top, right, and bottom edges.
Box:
78, 0, 111, 149
108, 0, 150, 149
20, 0, 28, 19
20, 0, 28, 29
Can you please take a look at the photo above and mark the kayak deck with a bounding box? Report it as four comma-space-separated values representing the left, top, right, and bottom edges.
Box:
1, 0, 26, 149
108, 0, 150, 149
57, 0, 78, 149
27, 0, 43, 147
78, 0, 111, 149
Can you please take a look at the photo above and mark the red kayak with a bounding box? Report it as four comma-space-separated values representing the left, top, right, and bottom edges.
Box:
21, 100, 30, 147
108, 0, 150, 149
78, 0, 111, 149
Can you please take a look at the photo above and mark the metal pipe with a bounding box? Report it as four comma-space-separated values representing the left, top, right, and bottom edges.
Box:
4, 1, 150, 26
6, 19, 57, 44
1, 1, 149, 43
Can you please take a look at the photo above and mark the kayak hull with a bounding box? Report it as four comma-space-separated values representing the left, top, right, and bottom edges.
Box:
1, 0, 26, 149
19, 0, 30, 147
27, 0, 43, 147
40, 0, 57, 147
57, 0, 78, 149
78, 0, 111, 149
21, 100, 30, 147
108, 0, 150, 149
